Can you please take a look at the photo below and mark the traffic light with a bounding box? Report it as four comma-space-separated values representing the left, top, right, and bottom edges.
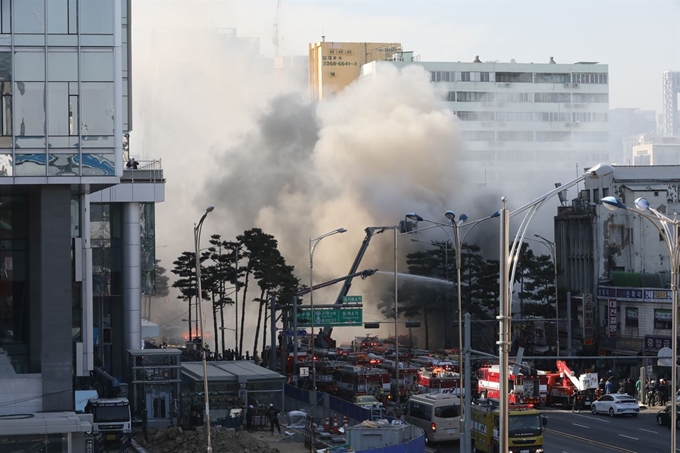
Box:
405, 321, 421, 328
364, 323, 380, 329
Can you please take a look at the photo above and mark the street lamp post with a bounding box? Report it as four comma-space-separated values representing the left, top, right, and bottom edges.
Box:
534, 234, 560, 357
309, 227, 347, 390
406, 211, 499, 453
194, 205, 215, 452
602, 195, 679, 453
498, 163, 613, 453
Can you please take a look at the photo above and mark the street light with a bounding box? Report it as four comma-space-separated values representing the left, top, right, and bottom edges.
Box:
406, 210, 499, 453
194, 205, 214, 452
602, 195, 679, 453
309, 227, 347, 390
533, 233, 560, 357
497, 163, 613, 453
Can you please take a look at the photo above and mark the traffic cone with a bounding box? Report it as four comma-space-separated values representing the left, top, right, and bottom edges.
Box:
342, 415, 349, 427
324, 416, 330, 432
332, 414, 339, 434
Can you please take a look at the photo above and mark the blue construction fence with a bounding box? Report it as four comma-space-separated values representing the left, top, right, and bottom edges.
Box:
284, 384, 373, 423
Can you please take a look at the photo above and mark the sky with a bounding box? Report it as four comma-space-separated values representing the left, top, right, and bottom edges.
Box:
132, 0, 680, 350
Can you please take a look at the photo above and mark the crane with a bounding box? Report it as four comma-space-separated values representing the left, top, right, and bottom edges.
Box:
272, 0, 281, 57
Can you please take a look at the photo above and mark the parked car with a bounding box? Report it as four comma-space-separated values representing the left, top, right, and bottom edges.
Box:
352, 395, 381, 408
657, 405, 680, 429
591, 393, 640, 417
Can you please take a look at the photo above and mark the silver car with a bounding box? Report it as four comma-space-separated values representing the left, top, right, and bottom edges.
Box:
591, 393, 640, 417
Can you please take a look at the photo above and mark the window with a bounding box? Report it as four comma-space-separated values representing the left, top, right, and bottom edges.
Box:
338, 50, 343, 54
497, 131, 534, 141
456, 91, 495, 102
346, 50, 352, 55
435, 405, 459, 418
603, 188, 609, 198
534, 93, 572, 103
461, 72, 471, 82
573, 73, 608, 84
572, 112, 608, 122
535, 112, 570, 122
329, 72, 335, 77
496, 112, 534, 122
534, 73, 571, 84
535, 131, 571, 142
572, 93, 608, 103
447, 91, 455, 101
496, 92, 531, 103
495, 72, 533, 83
407, 402, 431, 421
329, 49, 334, 54
654, 309, 672, 330
480, 72, 490, 82
455, 111, 495, 121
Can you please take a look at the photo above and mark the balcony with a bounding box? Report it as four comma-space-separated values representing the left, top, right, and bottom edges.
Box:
122, 159, 165, 183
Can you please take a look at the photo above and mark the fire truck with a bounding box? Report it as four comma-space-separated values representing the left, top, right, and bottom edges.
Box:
477, 365, 547, 405
470, 398, 547, 453
378, 360, 420, 400
417, 367, 460, 394
545, 360, 598, 407
334, 364, 391, 400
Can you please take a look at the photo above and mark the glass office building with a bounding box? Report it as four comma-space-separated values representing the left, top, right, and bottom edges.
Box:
0, 1, 165, 433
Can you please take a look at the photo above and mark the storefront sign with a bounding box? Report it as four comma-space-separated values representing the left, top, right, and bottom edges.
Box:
608, 299, 617, 338
583, 293, 594, 340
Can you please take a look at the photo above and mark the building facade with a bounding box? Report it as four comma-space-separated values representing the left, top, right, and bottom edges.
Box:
362, 57, 610, 186
631, 135, 680, 165
308, 40, 402, 101
0, 0, 166, 442
555, 165, 680, 364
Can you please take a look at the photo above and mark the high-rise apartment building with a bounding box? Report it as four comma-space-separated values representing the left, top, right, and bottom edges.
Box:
309, 40, 402, 101
361, 56, 610, 186
307, 42, 611, 187
0, 1, 165, 446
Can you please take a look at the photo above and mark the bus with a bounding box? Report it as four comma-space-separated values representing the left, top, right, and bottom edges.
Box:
404, 393, 461, 444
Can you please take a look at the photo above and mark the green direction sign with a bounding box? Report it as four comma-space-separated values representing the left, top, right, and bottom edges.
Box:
342, 295, 362, 303
299, 308, 363, 327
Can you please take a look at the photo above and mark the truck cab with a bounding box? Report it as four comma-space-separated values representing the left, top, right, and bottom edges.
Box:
84, 397, 132, 449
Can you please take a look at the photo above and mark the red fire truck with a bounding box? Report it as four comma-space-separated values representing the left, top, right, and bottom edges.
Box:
545, 360, 598, 407
477, 365, 547, 405
417, 366, 460, 394
334, 364, 391, 400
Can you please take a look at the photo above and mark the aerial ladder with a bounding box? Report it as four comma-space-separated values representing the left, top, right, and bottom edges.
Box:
316, 222, 413, 348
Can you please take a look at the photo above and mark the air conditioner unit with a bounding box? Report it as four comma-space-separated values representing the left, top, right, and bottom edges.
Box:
573, 83, 579, 88
564, 82, 571, 88
504, 83, 511, 87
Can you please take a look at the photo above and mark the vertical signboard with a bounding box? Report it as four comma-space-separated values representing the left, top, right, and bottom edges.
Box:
582, 293, 594, 341
608, 299, 617, 338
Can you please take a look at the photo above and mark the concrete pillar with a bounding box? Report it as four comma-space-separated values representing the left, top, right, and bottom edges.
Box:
122, 203, 141, 351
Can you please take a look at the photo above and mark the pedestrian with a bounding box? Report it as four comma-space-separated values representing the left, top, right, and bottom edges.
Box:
635, 377, 642, 401
246, 405, 254, 432
266, 403, 281, 434
126, 157, 139, 169
571, 390, 580, 413
605, 376, 615, 394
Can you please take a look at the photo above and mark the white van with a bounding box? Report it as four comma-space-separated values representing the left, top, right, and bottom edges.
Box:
404, 393, 461, 444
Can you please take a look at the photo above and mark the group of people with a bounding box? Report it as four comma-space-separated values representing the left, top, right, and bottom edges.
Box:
245, 403, 281, 434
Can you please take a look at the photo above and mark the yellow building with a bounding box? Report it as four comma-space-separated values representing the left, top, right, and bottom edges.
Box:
308, 41, 402, 101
